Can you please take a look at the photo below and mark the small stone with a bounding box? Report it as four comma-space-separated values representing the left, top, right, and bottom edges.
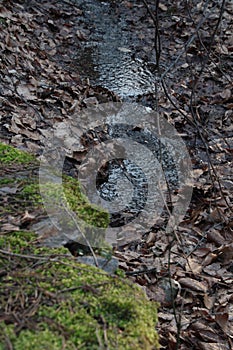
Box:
77, 255, 119, 274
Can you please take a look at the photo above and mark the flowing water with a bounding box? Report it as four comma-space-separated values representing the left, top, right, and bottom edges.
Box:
75, 0, 156, 98
73, 0, 183, 231
34, 1, 193, 252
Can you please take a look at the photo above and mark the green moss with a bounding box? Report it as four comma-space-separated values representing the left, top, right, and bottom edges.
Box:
0, 325, 64, 350
21, 176, 109, 229
0, 231, 159, 349
0, 142, 109, 230
63, 176, 109, 228
21, 183, 43, 204
0, 178, 15, 186
0, 143, 35, 164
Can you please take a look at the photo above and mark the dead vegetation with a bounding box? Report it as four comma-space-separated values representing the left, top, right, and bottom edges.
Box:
0, 0, 233, 349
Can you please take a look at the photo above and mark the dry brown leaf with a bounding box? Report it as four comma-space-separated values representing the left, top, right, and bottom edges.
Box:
203, 294, 215, 309
215, 306, 229, 332
206, 208, 226, 224
219, 89, 232, 100
216, 244, 233, 264
179, 277, 208, 293
186, 257, 202, 274
76, 29, 88, 41
21, 115, 37, 130
157, 312, 174, 322
8, 118, 41, 141
158, 3, 168, 11
150, 278, 180, 306
197, 342, 225, 350
194, 247, 211, 258
202, 252, 218, 267
146, 231, 157, 244
25, 141, 42, 154
1, 223, 20, 232
21, 210, 36, 225
16, 84, 37, 100
192, 322, 222, 342
207, 228, 225, 245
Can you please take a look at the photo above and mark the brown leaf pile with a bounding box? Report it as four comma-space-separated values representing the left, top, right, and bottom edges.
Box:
0, 0, 232, 349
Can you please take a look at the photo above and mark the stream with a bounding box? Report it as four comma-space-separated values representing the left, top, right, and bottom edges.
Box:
72, 0, 183, 233
37, 0, 192, 248
75, 0, 157, 98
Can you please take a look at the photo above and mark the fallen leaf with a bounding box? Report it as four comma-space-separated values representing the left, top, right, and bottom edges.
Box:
117, 47, 132, 53
159, 3, 168, 11
215, 306, 229, 332
179, 278, 208, 293
216, 244, 233, 264
0, 186, 18, 194
219, 89, 232, 100
1, 223, 20, 232
186, 257, 202, 274
197, 342, 225, 350
207, 228, 225, 245
76, 29, 88, 40
16, 84, 37, 100
203, 294, 215, 310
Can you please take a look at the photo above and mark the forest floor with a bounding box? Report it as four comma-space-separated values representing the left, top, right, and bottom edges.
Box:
0, 0, 233, 349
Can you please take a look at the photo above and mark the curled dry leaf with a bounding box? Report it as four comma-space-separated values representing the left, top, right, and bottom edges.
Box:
202, 252, 218, 267
21, 210, 36, 225
146, 231, 157, 245
206, 207, 226, 224
8, 116, 41, 141
179, 277, 208, 293
150, 278, 181, 307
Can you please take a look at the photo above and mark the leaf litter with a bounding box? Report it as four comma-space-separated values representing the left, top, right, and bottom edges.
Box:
0, 0, 232, 349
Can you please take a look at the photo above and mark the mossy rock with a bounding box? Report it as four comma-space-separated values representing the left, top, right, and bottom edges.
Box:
0, 231, 159, 349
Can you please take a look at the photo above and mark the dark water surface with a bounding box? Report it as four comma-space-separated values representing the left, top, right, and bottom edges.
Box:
75, 0, 156, 98
72, 1, 182, 231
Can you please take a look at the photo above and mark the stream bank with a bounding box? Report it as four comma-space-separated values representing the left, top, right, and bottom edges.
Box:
0, 142, 159, 350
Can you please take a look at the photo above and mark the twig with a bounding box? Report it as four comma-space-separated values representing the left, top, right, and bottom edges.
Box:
142, 0, 161, 70
187, 0, 231, 211
167, 236, 182, 350
125, 267, 157, 276
60, 200, 99, 267
161, 0, 213, 78
0, 249, 66, 261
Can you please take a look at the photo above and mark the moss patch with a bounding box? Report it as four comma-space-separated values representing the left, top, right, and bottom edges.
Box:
22, 176, 109, 229
0, 143, 35, 164
0, 231, 159, 349
0, 143, 159, 349
0, 142, 109, 232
